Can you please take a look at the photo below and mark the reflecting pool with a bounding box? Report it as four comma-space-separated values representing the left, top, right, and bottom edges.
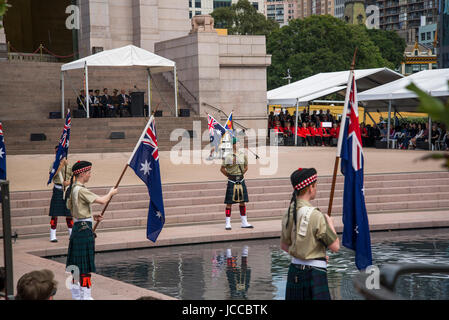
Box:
49, 228, 449, 300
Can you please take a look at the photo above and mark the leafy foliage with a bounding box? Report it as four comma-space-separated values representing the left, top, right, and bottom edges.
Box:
267, 15, 405, 90
211, 0, 278, 37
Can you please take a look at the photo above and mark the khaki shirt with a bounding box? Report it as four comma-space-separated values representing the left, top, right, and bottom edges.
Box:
222, 151, 248, 176
50, 163, 72, 185
281, 199, 337, 260
66, 182, 98, 219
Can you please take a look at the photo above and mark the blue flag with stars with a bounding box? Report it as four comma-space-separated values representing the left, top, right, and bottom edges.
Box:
339, 71, 372, 271
47, 111, 71, 185
0, 122, 6, 181
128, 116, 165, 242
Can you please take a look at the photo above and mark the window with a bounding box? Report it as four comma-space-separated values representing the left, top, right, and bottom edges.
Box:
195, 0, 201, 8
421, 33, 425, 41
427, 32, 431, 40
189, 11, 192, 19
195, 11, 201, 15
213, 0, 232, 9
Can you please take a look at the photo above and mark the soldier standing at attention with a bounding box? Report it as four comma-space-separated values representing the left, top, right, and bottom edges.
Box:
220, 137, 253, 231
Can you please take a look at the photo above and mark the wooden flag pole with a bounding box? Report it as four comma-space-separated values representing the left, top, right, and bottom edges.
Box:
327, 48, 358, 217
92, 163, 128, 233
93, 114, 156, 234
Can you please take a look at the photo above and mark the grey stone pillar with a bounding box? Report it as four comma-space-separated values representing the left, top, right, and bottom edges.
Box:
78, 0, 112, 57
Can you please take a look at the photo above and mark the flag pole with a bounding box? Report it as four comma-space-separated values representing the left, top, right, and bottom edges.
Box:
327, 48, 357, 217
63, 109, 70, 200
93, 116, 155, 234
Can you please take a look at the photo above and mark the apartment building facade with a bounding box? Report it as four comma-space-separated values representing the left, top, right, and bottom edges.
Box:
265, 0, 335, 25
189, 0, 265, 19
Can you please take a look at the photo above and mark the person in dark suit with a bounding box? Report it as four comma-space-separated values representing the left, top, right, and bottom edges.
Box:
118, 89, 130, 117
87, 90, 96, 118
77, 90, 86, 111
100, 88, 114, 118
93, 90, 103, 118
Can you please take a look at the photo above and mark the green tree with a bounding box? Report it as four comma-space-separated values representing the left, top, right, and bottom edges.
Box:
0, 0, 10, 29
367, 28, 406, 69
266, 15, 402, 90
211, 0, 278, 36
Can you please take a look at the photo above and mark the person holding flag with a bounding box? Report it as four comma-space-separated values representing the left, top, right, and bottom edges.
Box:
47, 111, 73, 243
335, 67, 373, 271
66, 160, 118, 300
281, 168, 340, 300
128, 115, 165, 242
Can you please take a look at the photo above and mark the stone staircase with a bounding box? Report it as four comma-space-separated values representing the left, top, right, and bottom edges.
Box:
2, 116, 209, 154
0, 60, 194, 121
2, 171, 449, 238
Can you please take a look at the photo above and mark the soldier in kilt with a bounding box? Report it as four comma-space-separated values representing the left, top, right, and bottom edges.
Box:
281, 168, 340, 300
66, 161, 118, 300
48, 147, 73, 243
220, 137, 253, 230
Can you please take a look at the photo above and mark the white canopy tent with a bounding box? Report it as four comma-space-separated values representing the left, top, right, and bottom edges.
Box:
267, 67, 403, 145
60, 45, 179, 118
267, 67, 403, 105
358, 68, 449, 149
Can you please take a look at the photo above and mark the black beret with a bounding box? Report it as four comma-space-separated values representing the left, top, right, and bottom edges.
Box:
290, 168, 317, 191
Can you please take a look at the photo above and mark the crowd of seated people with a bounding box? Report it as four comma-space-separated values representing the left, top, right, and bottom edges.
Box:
268, 109, 449, 151
268, 108, 339, 147
389, 122, 448, 150
77, 88, 132, 118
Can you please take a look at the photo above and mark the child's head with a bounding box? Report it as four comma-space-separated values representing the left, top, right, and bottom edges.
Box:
290, 168, 318, 200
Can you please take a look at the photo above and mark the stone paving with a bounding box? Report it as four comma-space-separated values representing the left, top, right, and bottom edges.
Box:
1, 146, 449, 300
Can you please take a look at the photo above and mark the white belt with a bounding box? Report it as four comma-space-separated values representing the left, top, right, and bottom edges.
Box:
292, 257, 327, 269
73, 217, 93, 223
53, 184, 63, 190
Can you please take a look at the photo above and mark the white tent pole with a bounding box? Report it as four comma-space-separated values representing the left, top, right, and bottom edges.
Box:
85, 62, 90, 118
295, 100, 298, 146
387, 100, 391, 148
61, 71, 65, 119
174, 65, 179, 117
147, 68, 151, 116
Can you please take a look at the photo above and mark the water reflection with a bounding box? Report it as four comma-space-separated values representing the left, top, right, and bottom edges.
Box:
48, 229, 449, 300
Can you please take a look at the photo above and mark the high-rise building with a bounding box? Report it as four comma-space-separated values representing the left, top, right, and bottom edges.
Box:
189, 0, 265, 19
374, 0, 439, 43
265, 0, 335, 25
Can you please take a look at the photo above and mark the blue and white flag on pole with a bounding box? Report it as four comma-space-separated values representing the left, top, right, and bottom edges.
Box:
128, 116, 165, 242
336, 70, 373, 271
47, 110, 71, 185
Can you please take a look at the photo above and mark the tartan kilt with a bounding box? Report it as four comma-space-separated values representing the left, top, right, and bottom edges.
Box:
224, 180, 249, 204
66, 221, 96, 274
285, 264, 331, 300
49, 187, 71, 217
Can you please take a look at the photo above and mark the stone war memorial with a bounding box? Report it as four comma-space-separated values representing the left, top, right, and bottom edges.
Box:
1, 0, 449, 308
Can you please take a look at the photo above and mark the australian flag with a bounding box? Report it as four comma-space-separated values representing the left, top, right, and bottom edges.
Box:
0, 122, 6, 180
338, 71, 373, 271
47, 111, 71, 185
128, 116, 165, 242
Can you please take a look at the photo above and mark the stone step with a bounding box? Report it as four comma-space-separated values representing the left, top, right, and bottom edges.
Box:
5, 190, 449, 220
4, 204, 449, 237
7, 172, 449, 201
8, 182, 449, 210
